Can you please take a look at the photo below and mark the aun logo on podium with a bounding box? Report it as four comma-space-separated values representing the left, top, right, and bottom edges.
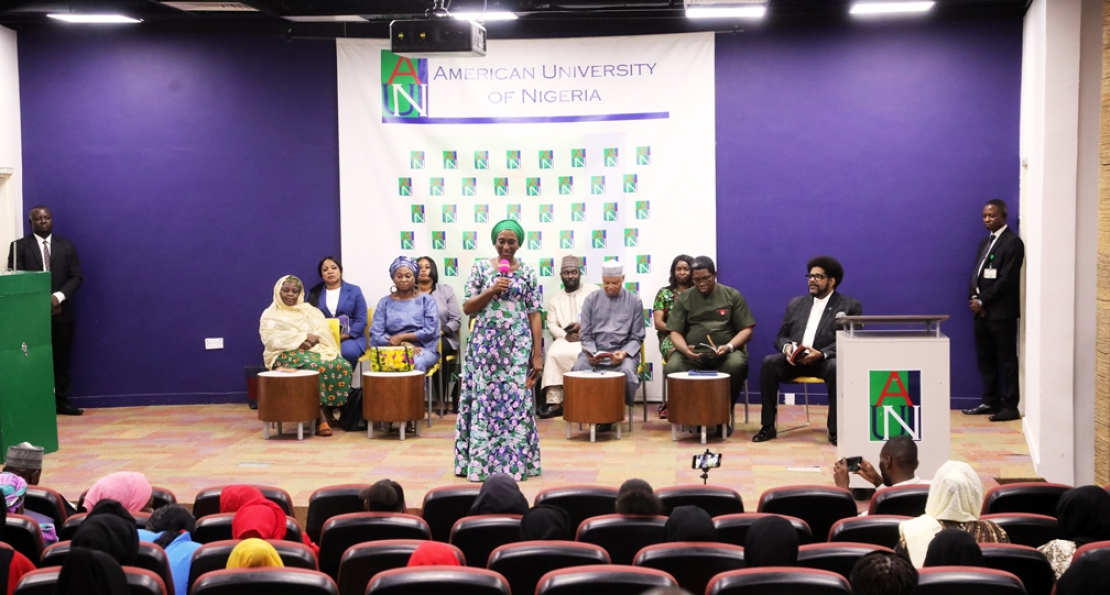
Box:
869, 370, 922, 441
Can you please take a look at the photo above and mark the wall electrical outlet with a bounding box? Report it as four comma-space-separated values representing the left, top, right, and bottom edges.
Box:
205, 338, 224, 350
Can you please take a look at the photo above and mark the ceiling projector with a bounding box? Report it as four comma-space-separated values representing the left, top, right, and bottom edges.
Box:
390, 19, 487, 57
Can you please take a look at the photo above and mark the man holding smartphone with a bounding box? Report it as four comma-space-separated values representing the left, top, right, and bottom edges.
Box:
832, 436, 925, 491
539, 255, 598, 419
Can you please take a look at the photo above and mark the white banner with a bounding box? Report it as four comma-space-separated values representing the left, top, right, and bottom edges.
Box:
337, 33, 716, 397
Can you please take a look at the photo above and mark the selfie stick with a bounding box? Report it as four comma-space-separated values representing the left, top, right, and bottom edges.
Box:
698, 449, 714, 485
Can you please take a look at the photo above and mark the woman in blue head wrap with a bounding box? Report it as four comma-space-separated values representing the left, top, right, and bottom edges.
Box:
368, 256, 440, 373
454, 219, 543, 482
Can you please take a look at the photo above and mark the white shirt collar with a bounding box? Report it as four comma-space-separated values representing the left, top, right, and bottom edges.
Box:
990, 224, 1008, 238
34, 233, 52, 244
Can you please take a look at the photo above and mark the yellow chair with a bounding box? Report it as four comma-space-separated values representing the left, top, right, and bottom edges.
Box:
777, 376, 823, 433
326, 318, 342, 347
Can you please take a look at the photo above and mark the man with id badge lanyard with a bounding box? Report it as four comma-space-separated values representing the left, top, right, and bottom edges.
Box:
963, 199, 1025, 422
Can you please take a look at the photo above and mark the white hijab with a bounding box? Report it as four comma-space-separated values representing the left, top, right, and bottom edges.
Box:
900, 460, 984, 568
259, 275, 339, 369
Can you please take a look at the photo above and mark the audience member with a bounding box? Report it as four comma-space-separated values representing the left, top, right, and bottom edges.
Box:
469, 474, 529, 516
2, 443, 42, 487
54, 547, 129, 595
0, 471, 57, 545
1038, 485, 1110, 579
539, 255, 597, 419
361, 479, 406, 513
850, 551, 918, 595
519, 505, 573, 541
923, 529, 984, 567
898, 461, 1008, 568
226, 538, 284, 569
305, 255, 368, 368
137, 504, 201, 595
407, 541, 461, 567
232, 497, 320, 555
833, 436, 925, 492
83, 472, 152, 513
1056, 548, 1110, 595
663, 506, 717, 542
0, 504, 36, 595
615, 479, 662, 516
219, 485, 266, 513
743, 516, 799, 567
71, 503, 140, 566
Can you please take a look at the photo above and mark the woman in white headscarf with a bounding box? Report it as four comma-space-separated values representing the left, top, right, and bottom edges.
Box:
260, 275, 352, 436
897, 460, 1008, 568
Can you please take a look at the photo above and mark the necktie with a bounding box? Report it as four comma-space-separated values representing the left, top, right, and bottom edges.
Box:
972, 233, 996, 288
42, 240, 50, 272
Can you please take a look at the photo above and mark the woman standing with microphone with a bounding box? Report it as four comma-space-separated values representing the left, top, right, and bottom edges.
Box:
454, 219, 543, 482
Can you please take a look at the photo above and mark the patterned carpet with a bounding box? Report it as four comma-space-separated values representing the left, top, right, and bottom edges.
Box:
41, 403, 1032, 512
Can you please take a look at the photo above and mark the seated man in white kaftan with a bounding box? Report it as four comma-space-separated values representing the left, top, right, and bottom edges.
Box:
539, 255, 598, 419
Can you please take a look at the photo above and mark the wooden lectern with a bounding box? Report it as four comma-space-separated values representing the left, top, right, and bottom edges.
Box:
0, 272, 60, 458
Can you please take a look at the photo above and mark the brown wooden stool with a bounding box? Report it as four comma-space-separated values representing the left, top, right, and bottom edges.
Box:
564, 371, 625, 442
363, 370, 425, 440
257, 370, 320, 440
667, 371, 731, 444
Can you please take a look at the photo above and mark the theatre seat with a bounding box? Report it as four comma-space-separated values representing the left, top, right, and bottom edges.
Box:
448, 514, 522, 568
828, 515, 909, 549
188, 539, 318, 593
980, 543, 1055, 595
151, 486, 177, 510
575, 514, 667, 565
757, 485, 857, 542
979, 513, 1060, 548
42, 541, 176, 595
488, 540, 610, 595
2, 513, 44, 565
797, 542, 893, 579
192, 512, 304, 545
1071, 539, 1110, 561
655, 485, 744, 517
535, 564, 677, 595
867, 484, 930, 517
706, 567, 851, 595
192, 568, 339, 595
12, 568, 60, 595
318, 512, 431, 579
192, 485, 295, 518
124, 567, 170, 595
633, 542, 745, 594
421, 485, 482, 542
337, 539, 465, 595
14, 566, 169, 595
365, 566, 509, 595
981, 482, 1072, 517
23, 486, 68, 525
305, 484, 372, 544
59, 511, 152, 541
915, 566, 1026, 595
713, 512, 813, 546
534, 485, 620, 531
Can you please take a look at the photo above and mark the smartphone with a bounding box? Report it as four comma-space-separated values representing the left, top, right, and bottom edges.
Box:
692, 452, 722, 469
846, 456, 863, 472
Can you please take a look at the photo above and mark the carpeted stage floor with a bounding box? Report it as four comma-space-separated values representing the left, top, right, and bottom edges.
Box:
45, 403, 1032, 512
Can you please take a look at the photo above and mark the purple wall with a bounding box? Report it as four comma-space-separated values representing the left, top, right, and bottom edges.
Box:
16, 14, 1021, 407
18, 29, 339, 406
716, 15, 1023, 408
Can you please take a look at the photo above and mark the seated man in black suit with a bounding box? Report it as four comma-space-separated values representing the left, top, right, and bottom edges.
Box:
755, 256, 862, 445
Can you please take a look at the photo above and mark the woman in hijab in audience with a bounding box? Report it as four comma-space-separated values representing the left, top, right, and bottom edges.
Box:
664, 506, 718, 542
137, 504, 201, 595
83, 472, 153, 514
226, 538, 285, 569
468, 474, 529, 516
615, 479, 663, 516
898, 460, 1008, 568
54, 548, 129, 595
0, 504, 36, 595
71, 503, 140, 567
219, 485, 266, 514
923, 529, 985, 567
1038, 485, 1110, 579
1056, 548, 1110, 595
743, 516, 799, 567
520, 505, 573, 541
231, 497, 319, 555
0, 471, 57, 545
406, 541, 461, 567
361, 479, 406, 513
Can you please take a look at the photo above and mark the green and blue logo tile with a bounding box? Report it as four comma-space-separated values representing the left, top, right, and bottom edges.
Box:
444, 258, 458, 277
475, 151, 489, 170
494, 178, 509, 196
571, 148, 586, 167
603, 202, 618, 221
636, 146, 651, 165
604, 147, 619, 167
442, 204, 456, 223
559, 176, 573, 196
624, 228, 638, 247
560, 230, 574, 249
507, 150, 521, 169
624, 174, 638, 193
527, 231, 542, 250
636, 200, 650, 220
443, 150, 458, 169
592, 230, 607, 249
462, 178, 477, 196
526, 177, 541, 196
410, 151, 425, 169
506, 204, 521, 221
431, 231, 446, 250
540, 258, 554, 277
474, 204, 489, 223
591, 176, 605, 195
398, 178, 412, 196
571, 203, 586, 222
539, 150, 554, 169
462, 231, 478, 250
637, 255, 651, 274
430, 177, 445, 196
539, 204, 554, 223
400, 231, 414, 250
411, 204, 425, 223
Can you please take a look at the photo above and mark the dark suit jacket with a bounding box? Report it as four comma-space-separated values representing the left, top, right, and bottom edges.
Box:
6, 235, 83, 323
306, 281, 368, 352
772, 291, 863, 360
968, 227, 1024, 320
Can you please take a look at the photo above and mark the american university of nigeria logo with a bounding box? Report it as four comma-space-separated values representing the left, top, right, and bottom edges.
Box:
400, 231, 414, 250
507, 150, 521, 169
539, 258, 554, 276
624, 228, 638, 247
559, 177, 574, 196
624, 174, 638, 193
527, 178, 541, 196
637, 146, 651, 165
637, 255, 651, 274
444, 258, 458, 277
571, 203, 585, 221
636, 200, 650, 220
410, 151, 425, 169
539, 204, 553, 223
571, 148, 586, 167
506, 204, 521, 221
382, 52, 428, 118
462, 232, 478, 250
592, 176, 606, 195
624, 282, 639, 293
494, 178, 510, 196
475, 204, 489, 223
398, 178, 412, 196
475, 151, 489, 170
603, 203, 618, 221
869, 370, 922, 441
463, 178, 477, 196
539, 150, 554, 169
527, 232, 542, 250
443, 151, 458, 169
560, 230, 575, 249
430, 178, 445, 196
592, 230, 607, 249
442, 204, 456, 223
642, 308, 652, 329
604, 148, 619, 167
411, 204, 424, 223
432, 231, 446, 250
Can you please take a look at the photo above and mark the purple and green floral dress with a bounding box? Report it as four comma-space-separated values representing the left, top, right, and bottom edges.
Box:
454, 258, 543, 482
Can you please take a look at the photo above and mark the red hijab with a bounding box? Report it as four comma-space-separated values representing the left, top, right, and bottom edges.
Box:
232, 500, 287, 540
220, 486, 266, 514
407, 542, 461, 567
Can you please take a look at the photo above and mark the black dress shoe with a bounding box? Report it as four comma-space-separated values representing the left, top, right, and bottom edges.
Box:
537, 405, 563, 420
752, 426, 777, 442
989, 409, 1020, 422
962, 404, 997, 415
56, 404, 84, 416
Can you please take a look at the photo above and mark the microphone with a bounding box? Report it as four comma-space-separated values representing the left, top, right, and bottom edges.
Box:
498, 259, 510, 277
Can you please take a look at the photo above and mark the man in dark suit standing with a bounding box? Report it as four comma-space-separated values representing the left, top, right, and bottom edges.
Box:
755, 256, 862, 445
6, 206, 84, 415
963, 199, 1024, 422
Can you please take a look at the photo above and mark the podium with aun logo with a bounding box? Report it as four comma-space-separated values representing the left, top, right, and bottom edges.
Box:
836, 315, 950, 489
0, 272, 60, 458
